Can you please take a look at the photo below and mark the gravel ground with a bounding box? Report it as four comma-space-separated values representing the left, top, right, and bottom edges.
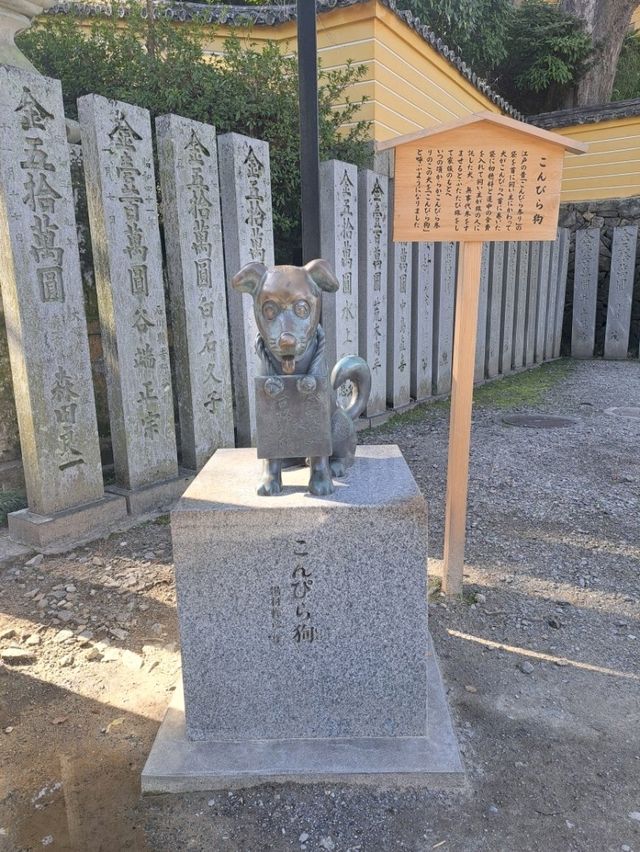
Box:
1, 358, 639, 852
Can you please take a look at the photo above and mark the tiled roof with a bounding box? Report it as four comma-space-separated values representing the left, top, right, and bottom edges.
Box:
47, 0, 522, 119
531, 98, 640, 129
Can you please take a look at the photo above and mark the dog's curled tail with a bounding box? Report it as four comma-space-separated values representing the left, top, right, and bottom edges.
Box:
331, 356, 371, 421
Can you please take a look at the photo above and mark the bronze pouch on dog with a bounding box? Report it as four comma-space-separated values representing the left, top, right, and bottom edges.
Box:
255, 376, 332, 460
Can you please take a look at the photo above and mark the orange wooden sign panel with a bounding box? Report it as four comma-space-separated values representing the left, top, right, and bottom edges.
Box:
393, 125, 564, 243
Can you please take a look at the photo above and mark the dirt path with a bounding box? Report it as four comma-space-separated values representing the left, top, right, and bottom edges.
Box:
1, 359, 639, 852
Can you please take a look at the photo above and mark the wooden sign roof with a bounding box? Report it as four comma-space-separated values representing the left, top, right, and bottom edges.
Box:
378, 112, 588, 243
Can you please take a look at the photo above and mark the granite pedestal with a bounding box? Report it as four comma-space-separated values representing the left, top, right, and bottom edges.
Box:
143, 445, 463, 790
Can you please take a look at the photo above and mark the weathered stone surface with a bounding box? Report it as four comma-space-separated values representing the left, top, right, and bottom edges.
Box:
534, 241, 552, 363
156, 114, 234, 470
571, 228, 600, 358
553, 229, 570, 358
433, 242, 457, 396
410, 243, 434, 401
217, 133, 275, 446
486, 242, 505, 378
544, 234, 561, 360
172, 445, 429, 742
8, 492, 126, 551
358, 170, 388, 417
604, 225, 637, 359
78, 94, 178, 491
500, 241, 518, 373
142, 633, 464, 792
512, 241, 530, 369
525, 241, 541, 365
473, 244, 490, 383
386, 182, 411, 408
0, 68, 104, 515
319, 160, 359, 398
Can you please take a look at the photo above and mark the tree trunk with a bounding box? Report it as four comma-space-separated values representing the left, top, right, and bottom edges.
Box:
561, 0, 639, 105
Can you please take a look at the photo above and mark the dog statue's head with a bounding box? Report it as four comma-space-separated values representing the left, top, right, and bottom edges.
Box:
232, 259, 339, 374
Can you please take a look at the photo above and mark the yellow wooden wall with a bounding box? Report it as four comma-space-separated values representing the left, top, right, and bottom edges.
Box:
198, 0, 503, 139
553, 116, 640, 201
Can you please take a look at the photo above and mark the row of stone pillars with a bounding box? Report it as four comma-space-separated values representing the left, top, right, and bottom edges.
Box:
0, 66, 274, 548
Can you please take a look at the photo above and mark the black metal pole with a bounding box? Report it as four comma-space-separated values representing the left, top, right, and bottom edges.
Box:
297, 0, 321, 263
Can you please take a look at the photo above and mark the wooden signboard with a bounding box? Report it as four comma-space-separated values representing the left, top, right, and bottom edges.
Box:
378, 113, 587, 596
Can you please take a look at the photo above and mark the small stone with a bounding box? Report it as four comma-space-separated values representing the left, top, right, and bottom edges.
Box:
518, 661, 535, 674
555, 659, 569, 667
57, 611, 74, 624
60, 654, 74, 667
5, 726, 14, 733
109, 627, 129, 641
25, 554, 43, 567
101, 647, 120, 663
465, 685, 477, 693
85, 647, 103, 662
121, 650, 143, 671
547, 616, 562, 629
41, 835, 53, 846
621, 845, 631, 851
76, 630, 94, 645
65, 585, 77, 593
299, 832, 310, 844
0, 628, 17, 641
628, 811, 640, 822
1, 647, 35, 665
487, 804, 499, 815
53, 630, 74, 644
474, 592, 486, 604
319, 838, 335, 851
25, 634, 41, 646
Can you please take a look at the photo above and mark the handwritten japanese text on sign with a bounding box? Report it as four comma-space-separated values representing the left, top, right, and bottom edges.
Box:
393, 130, 563, 243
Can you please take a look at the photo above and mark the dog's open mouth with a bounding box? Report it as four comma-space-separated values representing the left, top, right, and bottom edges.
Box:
281, 355, 296, 374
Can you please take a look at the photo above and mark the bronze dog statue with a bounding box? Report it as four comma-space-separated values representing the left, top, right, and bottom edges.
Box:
231, 259, 371, 496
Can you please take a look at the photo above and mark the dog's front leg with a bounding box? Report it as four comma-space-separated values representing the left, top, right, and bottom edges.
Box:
308, 456, 334, 496
258, 458, 283, 496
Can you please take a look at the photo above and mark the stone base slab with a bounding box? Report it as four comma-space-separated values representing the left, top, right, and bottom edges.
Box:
141, 634, 464, 793
107, 469, 194, 515
8, 492, 128, 552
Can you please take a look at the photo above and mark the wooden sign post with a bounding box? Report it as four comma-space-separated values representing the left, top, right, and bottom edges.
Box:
378, 112, 587, 597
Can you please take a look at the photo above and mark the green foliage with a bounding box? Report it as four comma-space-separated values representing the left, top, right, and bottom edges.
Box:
404, 0, 510, 77
17, 6, 370, 262
492, 0, 593, 114
612, 33, 640, 101
0, 490, 27, 526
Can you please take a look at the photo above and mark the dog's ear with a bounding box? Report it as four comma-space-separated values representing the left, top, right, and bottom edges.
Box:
304, 259, 339, 293
231, 262, 267, 296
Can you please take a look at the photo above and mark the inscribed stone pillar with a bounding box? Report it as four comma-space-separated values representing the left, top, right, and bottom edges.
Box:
485, 242, 505, 378
525, 241, 541, 365
512, 241, 530, 369
571, 228, 600, 358
156, 114, 234, 470
78, 95, 180, 506
319, 161, 359, 388
410, 243, 434, 401
432, 242, 456, 396
358, 170, 389, 417
552, 230, 570, 358
0, 68, 125, 542
473, 244, 490, 384
543, 235, 560, 360
500, 242, 518, 374
387, 182, 412, 408
534, 241, 552, 363
604, 225, 637, 359
217, 133, 275, 446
